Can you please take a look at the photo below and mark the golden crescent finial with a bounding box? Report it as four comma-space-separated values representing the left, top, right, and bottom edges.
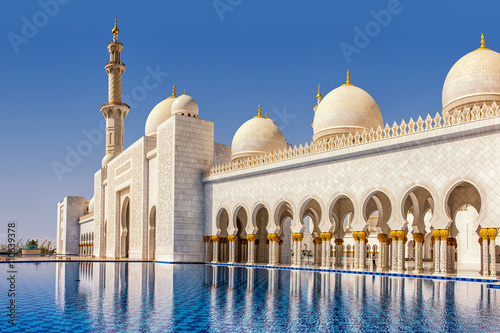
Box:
112, 17, 120, 35
316, 84, 322, 100
346, 70, 351, 85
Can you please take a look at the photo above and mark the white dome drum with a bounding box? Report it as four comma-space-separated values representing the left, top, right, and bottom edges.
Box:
171, 91, 199, 117
231, 106, 288, 162
313, 72, 383, 143
442, 35, 500, 115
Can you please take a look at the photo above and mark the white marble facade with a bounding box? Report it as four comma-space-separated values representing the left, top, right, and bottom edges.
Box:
56, 25, 499, 276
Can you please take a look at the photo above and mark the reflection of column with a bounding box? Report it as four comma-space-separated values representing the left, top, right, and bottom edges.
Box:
353, 232, 360, 269
480, 229, 489, 276
358, 232, 367, 270
246, 267, 255, 291
413, 233, 424, 273
246, 235, 256, 264
390, 231, 397, 272
268, 268, 277, 294
432, 230, 440, 274
212, 236, 219, 263
228, 266, 235, 289
267, 234, 278, 265
439, 230, 449, 275
228, 235, 237, 263
377, 234, 388, 271
488, 228, 497, 277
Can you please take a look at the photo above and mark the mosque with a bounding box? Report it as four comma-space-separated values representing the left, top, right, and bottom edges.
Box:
57, 21, 500, 277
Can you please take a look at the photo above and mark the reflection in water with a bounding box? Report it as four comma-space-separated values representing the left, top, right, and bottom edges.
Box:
48, 263, 500, 331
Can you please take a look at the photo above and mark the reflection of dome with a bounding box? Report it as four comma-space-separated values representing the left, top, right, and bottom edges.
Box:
145, 86, 177, 136
442, 35, 500, 114
313, 71, 383, 142
171, 91, 199, 117
231, 106, 287, 161
89, 197, 95, 212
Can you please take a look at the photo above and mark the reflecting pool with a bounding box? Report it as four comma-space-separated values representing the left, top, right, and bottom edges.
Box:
0, 262, 499, 332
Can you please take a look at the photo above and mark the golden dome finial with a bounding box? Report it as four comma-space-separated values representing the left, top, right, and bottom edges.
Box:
167, 85, 177, 99
254, 104, 263, 118
112, 17, 120, 35
476, 33, 490, 51
316, 84, 322, 100
183, 89, 187, 95
341, 70, 355, 87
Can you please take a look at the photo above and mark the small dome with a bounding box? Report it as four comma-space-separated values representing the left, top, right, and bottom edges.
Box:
442, 36, 500, 114
171, 92, 199, 117
102, 153, 116, 167
231, 106, 287, 161
145, 86, 178, 136
89, 197, 95, 212
313, 72, 383, 142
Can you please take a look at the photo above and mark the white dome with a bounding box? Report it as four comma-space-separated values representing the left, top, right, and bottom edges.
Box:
89, 197, 95, 212
442, 42, 500, 114
231, 112, 287, 161
171, 93, 199, 117
313, 78, 383, 142
102, 153, 116, 167
145, 96, 176, 136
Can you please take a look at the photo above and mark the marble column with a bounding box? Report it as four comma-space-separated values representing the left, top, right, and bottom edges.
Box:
432, 230, 441, 274
228, 235, 237, 263
212, 236, 220, 263
488, 228, 498, 278
334, 239, 344, 267
390, 231, 398, 272
479, 237, 483, 275
320, 233, 327, 267
377, 234, 388, 271
353, 232, 360, 269
246, 234, 256, 264
480, 229, 489, 276
241, 239, 248, 263
413, 233, 424, 273
396, 231, 406, 272
358, 232, 367, 270
320, 233, 332, 268
313, 237, 322, 266
439, 229, 449, 275
447, 238, 456, 274
292, 233, 303, 267
203, 236, 211, 262
267, 234, 278, 265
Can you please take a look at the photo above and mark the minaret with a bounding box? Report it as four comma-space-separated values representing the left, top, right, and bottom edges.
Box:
101, 18, 130, 167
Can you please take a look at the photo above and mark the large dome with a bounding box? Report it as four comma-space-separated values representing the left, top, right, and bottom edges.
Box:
313, 72, 383, 142
145, 86, 177, 136
231, 106, 288, 161
442, 35, 500, 114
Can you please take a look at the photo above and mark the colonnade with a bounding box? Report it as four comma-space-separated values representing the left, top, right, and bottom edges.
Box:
205, 226, 498, 277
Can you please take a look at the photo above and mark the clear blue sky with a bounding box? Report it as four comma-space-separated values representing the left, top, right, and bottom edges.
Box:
0, 0, 498, 243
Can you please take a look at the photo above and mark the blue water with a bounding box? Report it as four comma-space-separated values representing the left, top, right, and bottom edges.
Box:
0, 262, 499, 332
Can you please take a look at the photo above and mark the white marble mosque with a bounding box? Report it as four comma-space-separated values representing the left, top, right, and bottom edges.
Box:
56, 21, 500, 277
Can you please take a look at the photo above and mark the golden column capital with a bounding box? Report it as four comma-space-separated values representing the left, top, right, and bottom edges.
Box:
357, 231, 367, 241
212, 236, 220, 243
488, 228, 498, 240
324, 232, 333, 241
292, 233, 304, 242
352, 231, 359, 241
320, 232, 326, 241
395, 230, 406, 241
413, 233, 424, 243
447, 238, 457, 246
246, 234, 257, 242
267, 233, 279, 242
228, 235, 237, 242
432, 229, 441, 239
439, 229, 449, 240
389, 230, 398, 240
203, 236, 210, 243
313, 237, 322, 245
334, 238, 344, 245
377, 233, 388, 243
479, 228, 489, 240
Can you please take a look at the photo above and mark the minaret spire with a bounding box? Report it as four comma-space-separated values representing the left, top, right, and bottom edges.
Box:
101, 18, 130, 167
